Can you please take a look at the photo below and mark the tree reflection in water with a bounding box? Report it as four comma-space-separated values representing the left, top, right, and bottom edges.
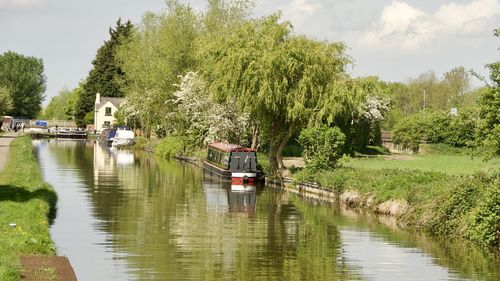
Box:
36, 140, 499, 281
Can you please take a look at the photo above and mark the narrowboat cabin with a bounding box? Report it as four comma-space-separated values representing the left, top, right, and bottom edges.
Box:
204, 142, 262, 185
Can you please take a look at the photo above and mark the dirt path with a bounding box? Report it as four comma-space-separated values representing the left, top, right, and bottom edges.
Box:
0, 132, 18, 172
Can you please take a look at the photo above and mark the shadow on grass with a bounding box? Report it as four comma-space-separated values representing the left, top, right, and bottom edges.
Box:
0, 185, 58, 224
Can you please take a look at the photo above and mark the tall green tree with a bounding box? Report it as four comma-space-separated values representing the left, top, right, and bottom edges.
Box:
74, 19, 134, 126
317, 76, 389, 154
0, 86, 13, 116
117, 1, 200, 136
0, 51, 46, 118
200, 15, 349, 172
442, 66, 471, 107
42, 85, 80, 120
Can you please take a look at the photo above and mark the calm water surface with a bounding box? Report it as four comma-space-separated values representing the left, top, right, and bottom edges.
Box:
33, 140, 499, 281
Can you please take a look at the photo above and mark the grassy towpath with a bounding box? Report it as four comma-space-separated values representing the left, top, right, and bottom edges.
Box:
0, 132, 18, 171
0, 136, 58, 280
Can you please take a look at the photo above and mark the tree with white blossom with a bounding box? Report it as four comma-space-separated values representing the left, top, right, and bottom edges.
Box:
173, 71, 250, 146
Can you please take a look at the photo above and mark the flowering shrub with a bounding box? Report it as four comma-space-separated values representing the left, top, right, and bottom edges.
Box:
173, 72, 250, 146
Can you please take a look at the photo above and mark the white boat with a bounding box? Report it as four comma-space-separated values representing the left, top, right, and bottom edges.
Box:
111, 129, 135, 147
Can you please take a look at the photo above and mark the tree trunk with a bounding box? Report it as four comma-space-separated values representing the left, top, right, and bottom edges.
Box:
268, 123, 280, 172
276, 127, 293, 172
251, 122, 259, 150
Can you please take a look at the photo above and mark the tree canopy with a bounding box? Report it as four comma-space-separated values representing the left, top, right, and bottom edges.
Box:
74, 19, 134, 127
200, 14, 350, 170
0, 51, 46, 118
42, 86, 80, 120
0, 86, 13, 116
116, 2, 199, 136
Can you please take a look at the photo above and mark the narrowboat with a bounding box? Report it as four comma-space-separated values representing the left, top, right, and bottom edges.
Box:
55, 128, 88, 139
203, 142, 263, 185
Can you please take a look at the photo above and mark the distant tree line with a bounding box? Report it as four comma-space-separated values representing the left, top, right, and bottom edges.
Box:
392, 29, 499, 159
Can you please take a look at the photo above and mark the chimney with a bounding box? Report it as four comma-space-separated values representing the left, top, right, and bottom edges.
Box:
95, 93, 101, 104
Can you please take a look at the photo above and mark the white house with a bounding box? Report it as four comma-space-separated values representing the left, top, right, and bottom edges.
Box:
94, 93, 124, 132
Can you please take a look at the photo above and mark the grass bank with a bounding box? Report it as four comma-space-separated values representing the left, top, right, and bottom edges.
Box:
343, 155, 500, 175
293, 166, 499, 250
0, 136, 57, 280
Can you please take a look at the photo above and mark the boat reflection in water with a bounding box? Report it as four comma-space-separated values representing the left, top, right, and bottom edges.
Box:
203, 170, 258, 215
93, 142, 137, 186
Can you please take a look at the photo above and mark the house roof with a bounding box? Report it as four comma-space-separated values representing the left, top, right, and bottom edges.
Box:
96, 97, 124, 110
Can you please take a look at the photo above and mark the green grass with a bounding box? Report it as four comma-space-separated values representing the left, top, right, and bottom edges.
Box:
295, 167, 451, 204
293, 167, 499, 249
0, 136, 57, 281
342, 154, 500, 175
420, 143, 473, 155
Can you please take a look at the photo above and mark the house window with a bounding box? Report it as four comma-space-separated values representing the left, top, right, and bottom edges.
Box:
104, 121, 111, 128
105, 107, 112, 116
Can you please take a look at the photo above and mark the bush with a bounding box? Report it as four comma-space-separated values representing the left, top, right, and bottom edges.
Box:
445, 107, 478, 147
405, 172, 499, 249
392, 114, 426, 152
298, 126, 345, 172
465, 174, 499, 248
155, 136, 185, 158
393, 109, 478, 152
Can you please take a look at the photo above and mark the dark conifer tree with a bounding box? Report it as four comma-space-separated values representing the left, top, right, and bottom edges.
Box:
74, 19, 133, 126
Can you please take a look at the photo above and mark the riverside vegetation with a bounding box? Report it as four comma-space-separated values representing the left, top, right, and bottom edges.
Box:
293, 147, 499, 250
148, 131, 499, 250
0, 136, 57, 281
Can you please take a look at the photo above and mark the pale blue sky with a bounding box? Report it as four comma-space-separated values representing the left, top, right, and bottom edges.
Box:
1, 0, 499, 103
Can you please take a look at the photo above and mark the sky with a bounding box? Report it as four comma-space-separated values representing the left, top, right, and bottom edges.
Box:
1, 0, 499, 104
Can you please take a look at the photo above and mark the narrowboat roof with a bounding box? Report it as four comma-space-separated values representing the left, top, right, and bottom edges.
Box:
208, 142, 256, 152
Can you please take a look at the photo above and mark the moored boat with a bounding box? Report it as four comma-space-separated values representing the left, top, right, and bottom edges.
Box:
98, 128, 116, 146
111, 129, 135, 147
55, 128, 87, 139
203, 142, 263, 185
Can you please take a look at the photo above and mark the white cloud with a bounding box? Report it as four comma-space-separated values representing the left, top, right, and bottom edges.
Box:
282, 0, 322, 25
0, 0, 46, 9
359, 0, 500, 51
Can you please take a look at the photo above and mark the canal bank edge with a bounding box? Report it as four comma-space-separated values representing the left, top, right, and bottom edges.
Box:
173, 154, 411, 218
171, 154, 499, 251
173, 155, 410, 217
0, 136, 75, 281
265, 177, 410, 216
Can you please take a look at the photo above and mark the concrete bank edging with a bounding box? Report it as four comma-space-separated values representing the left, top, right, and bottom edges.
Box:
266, 177, 409, 217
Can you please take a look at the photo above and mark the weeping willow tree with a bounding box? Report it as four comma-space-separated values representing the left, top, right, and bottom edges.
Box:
200, 14, 350, 173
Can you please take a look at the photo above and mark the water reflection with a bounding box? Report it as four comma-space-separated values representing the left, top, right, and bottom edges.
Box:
202, 170, 257, 214
34, 140, 499, 281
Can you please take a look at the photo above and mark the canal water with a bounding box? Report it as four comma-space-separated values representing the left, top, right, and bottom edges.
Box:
33, 140, 499, 281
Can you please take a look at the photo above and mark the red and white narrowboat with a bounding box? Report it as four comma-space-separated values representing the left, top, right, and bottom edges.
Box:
203, 142, 263, 185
